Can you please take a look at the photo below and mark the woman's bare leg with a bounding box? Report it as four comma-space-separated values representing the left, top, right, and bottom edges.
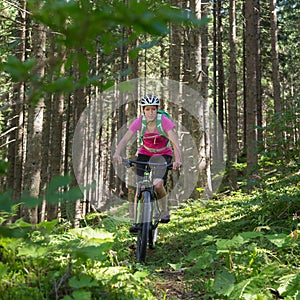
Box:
154, 179, 169, 218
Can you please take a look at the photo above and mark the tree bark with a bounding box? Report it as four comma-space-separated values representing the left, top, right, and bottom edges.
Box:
7, 0, 27, 203
217, 0, 225, 163
73, 54, 87, 227
270, 0, 282, 142
255, 0, 262, 143
245, 0, 258, 172
227, 0, 238, 189
23, 19, 47, 223
189, 0, 213, 198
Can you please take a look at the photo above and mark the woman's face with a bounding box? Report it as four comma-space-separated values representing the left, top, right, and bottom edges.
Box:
143, 105, 158, 122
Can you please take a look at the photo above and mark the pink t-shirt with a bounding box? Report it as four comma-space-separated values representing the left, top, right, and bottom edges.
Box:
129, 115, 175, 156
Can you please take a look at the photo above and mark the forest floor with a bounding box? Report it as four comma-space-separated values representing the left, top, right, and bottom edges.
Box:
1, 164, 299, 299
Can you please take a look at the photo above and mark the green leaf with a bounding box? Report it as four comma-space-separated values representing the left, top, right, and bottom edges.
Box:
133, 270, 149, 278
71, 227, 114, 243
69, 274, 98, 288
3, 56, 35, 81
61, 186, 83, 202
17, 245, 48, 258
73, 244, 112, 261
239, 231, 263, 242
43, 77, 75, 93
20, 191, 43, 208
278, 272, 300, 297
47, 175, 73, 191
0, 262, 8, 279
45, 175, 74, 204
230, 276, 265, 299
77, 53, 89, 75
191, 235, 216, 247
36, 219, 59, 231
265, 233, 288, 247
0, 160, 9, 175
216, 235, 245, 250
72, 290, 92, 300
168, 263, 183, 271
186, 249, 203, 261
213, 269, 235, 296
193, 252, 213, 270
10, 218, 32, 228
0, 225, 31, 238
71, 228, 113, 261
0, 191, 14, 213
136, 37, 159, 50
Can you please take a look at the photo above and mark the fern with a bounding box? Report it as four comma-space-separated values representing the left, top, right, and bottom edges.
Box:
277, 272, 300, 298
212, 269, 235, 297
229, 276, 271, 299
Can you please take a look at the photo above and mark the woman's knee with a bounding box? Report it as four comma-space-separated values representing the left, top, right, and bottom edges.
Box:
154, 179, 164, 189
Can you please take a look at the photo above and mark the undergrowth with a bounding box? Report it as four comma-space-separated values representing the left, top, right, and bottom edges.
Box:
144, 162, 300, 299
0, 161, 299, 299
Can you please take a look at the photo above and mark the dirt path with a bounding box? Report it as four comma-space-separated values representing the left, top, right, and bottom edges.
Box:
150, 267, 202, 299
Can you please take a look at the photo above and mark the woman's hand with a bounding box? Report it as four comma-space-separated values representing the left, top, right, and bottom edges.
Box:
113, 154, 122, 164
173, 160, 182, 170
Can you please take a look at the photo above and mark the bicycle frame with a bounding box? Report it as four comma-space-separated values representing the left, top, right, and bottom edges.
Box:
123, 158, 172, 262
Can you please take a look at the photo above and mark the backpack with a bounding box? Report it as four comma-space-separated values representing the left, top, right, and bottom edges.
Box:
140, 110, 172, 144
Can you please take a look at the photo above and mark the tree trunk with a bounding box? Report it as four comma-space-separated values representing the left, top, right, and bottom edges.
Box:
200, 1, 213, 196
212, 0, 218, 162
245, 0, 258, 172
23, 20, 47, 223
255, 0, 262, 144
217, 0, 224, 163
127, 32, 138, 222
270, 0, 282, 142
73, 59, 87, 227
48, 52, 66, 221
170, 0, 181, 82
7, 0, 27, 203
227, 0, 238, 189
189, 0, 213, 198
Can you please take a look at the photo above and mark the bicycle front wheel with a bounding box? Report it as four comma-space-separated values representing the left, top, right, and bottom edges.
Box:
136, 191, 152, 263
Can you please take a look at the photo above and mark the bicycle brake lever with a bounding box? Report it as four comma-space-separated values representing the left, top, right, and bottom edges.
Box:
167, 164, 173, 170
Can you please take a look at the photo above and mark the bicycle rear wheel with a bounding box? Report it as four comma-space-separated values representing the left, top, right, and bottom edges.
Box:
136, 191, 152, 263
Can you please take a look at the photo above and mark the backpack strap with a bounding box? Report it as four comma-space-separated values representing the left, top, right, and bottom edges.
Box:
139, 114, 171, 148
156, 113, 167, 138
139, 115, 147, 144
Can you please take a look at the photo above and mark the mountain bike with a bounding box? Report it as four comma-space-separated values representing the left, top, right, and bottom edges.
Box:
123, 158, 173, 263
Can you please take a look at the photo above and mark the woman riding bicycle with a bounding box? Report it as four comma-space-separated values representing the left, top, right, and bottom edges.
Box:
113, 95, 182, 233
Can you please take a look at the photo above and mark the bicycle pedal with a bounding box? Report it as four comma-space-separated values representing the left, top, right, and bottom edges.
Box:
129, 224, 139, 234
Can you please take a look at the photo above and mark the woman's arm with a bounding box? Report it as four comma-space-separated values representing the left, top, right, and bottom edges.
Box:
113, 130, 135, 163
167, 129, 182, 170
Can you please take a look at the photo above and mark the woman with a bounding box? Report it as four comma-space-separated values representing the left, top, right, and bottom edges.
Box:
113, 95, 182, 233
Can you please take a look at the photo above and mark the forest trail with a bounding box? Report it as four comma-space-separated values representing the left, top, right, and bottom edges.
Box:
126, 222, 202, 299
151, 267, 197, 299
125, 199, 214, 299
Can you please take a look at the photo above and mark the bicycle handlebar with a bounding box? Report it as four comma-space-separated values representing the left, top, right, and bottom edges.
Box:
122, 158, 173, 170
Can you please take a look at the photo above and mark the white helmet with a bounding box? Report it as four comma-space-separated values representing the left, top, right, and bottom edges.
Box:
140, 94, 160, 106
